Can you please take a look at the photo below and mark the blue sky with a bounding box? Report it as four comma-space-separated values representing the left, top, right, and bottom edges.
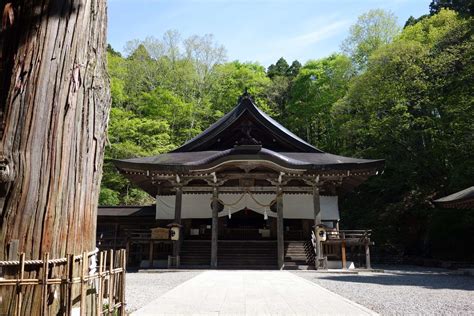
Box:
108, 0, 430, 67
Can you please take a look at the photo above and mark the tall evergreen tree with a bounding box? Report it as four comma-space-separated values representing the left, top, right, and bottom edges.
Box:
0, 1, 110, 314
430, 0, 474, 16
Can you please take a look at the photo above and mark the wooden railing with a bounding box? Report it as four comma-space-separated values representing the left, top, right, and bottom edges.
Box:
311, 229, 373, 269
0, 249, 126, 316
326, 229, 372, 241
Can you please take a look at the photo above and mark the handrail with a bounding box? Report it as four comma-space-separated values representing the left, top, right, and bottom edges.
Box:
325, 229, 371, 241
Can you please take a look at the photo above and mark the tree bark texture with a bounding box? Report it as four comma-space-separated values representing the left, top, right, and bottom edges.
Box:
0, 0, 110, 314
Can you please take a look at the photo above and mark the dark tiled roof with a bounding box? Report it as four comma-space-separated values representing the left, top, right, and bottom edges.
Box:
173, 94, 321, 153
98, 205, 155, 217
112, 93, 384, 196
114, 148, 384, 172
433, 187, 474, 209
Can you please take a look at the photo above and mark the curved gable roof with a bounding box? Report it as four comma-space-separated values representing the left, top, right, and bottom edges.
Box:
433, 187, 474, 209
173, 94, 321, 153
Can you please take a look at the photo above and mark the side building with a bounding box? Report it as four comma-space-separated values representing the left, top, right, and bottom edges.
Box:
99, 92, 384, 269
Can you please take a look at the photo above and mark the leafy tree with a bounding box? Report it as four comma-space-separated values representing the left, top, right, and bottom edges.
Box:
341, 9, 401, 70
400, 8, 465, 45
335, 9, 474, 259
125, 44, 161, 97
101, 31, 234, 205
99, 188, 121, 205
108, 51, 128, 107
404, 15, 430, 28
100, 14, 474, 264
210, 61, 272, 116
100, 106, 176, 205
265, 59, 302, 119
267, 57, 290, 79
288, 60, 302, 77
106, 108, 174, 159
430, 0, 474, 16
135, 88, 195, 144
107, 44, 122, 57
266, 75, 291, 117
286, 54, 354, 151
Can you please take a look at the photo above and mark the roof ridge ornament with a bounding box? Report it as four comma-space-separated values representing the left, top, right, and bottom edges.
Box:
238, 87, 254, 103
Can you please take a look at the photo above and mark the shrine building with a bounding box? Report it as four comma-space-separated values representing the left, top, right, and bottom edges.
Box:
106, 92, 384, 269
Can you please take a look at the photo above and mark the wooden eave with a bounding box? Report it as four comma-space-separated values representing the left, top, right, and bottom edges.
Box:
112, 93, 384, 197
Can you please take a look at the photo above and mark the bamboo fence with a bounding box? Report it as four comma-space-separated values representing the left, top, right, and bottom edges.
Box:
0, 249, 126, 316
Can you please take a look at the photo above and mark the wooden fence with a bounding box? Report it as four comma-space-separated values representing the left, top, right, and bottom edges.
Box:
0, 249, 126, 316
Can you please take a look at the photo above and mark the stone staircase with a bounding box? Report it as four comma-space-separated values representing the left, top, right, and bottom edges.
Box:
180, 240, 314, 269
284, 240, 315, 270
180, 240, 211, 268
180, 240, 278, 269
218, 241, 278, 269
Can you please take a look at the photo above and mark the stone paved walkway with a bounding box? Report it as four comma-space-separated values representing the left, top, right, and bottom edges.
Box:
132, 270, 377, 315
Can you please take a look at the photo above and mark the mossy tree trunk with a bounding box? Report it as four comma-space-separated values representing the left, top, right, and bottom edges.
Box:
0, 0, 110, 314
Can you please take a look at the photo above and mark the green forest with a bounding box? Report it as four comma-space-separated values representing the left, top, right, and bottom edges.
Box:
102, 2, 474, 261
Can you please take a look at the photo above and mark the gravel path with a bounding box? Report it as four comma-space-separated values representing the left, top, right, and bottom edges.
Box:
294, 265, 474, 315
125, 271, 202, 313
125, 267, 473, 315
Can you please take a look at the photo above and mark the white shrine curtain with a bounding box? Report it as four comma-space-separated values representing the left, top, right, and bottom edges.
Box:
155, 193, 339, 220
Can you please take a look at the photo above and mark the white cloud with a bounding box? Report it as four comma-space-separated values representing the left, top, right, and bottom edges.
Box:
246, 18, 351, 66
289, 20, 351, 48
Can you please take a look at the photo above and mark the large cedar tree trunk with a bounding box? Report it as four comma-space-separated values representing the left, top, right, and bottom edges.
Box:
0, 0, 110, 314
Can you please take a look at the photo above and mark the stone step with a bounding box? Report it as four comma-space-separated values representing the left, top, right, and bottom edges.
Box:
181, 240, 282, 268
284, 260, 310, 265
218, 262, 277, 266
217, 265, 278, 269
283, 265, 314, 270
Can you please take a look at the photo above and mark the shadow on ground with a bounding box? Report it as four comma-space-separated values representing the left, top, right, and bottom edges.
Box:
316, 268, 474, 291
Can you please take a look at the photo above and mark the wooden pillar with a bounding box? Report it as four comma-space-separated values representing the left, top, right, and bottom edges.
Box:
276, 187, 284, 269
173, 186, 183, 258
341, 232, 347, 269
211, 187, 219, 268
313, 185, 323, 265
149, 240, 154, 268
174, 186, 183, 224
313, 185, 322, 227
365, 241, 372, 269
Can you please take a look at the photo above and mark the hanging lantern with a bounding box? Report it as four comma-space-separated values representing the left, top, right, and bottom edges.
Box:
228, 207, 232, 219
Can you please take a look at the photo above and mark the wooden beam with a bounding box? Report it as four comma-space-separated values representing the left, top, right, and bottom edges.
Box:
211, 187, 219, 268
323, 239, 374, 246
181, 186, 313, 193
276, 187, 284, 269
214, 172, 280, 180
